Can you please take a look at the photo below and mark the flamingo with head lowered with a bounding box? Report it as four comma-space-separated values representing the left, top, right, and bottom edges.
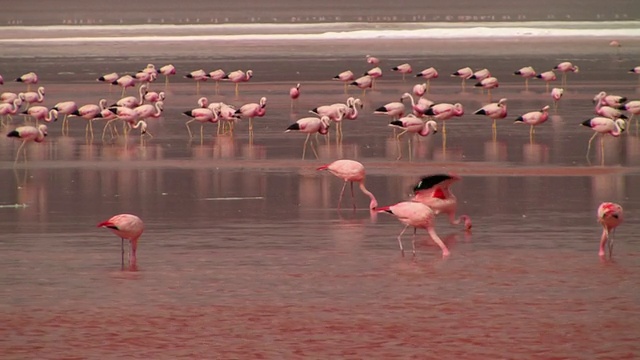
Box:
317, 159, 378, 210
597, 202, 623, 258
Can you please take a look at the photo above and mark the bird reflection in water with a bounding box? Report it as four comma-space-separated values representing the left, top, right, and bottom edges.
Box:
523, 142, 550, 164
484, 140, 508, 162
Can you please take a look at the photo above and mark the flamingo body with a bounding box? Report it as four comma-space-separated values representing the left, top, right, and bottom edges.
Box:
412, 174, 472, 230
317, 159, 378, 210
597, 202, 623, 257
97, 214, 144, 266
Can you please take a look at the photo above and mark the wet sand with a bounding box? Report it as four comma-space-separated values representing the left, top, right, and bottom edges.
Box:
1, 36, 640, 358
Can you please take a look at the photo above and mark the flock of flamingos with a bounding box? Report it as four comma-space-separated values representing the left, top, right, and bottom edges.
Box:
1, 52, 637, 268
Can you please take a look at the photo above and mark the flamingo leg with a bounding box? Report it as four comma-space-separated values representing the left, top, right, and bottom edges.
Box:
249, 117, 253, 132
121, 238, 125, 268
395, 129, 408, 160
337, 181, 347, 210
196, 81, 200, 96
427, 226, 450, 257
586, 132, 598, 157
350, 181, 356, 210
185, 119, 195, 138
310, 134, 320, 159
15, 141, 26, 164
608, 229, 615, 257
235, 83, 239, 97
408, 136, 413, 162
397, 225, 409, 256
599, 228, 608, 257
601, 134, 605, 165
343, 82, 348, 94
302, 133, 310, 159
121, 87, 126, 97
525, 78, 529, 91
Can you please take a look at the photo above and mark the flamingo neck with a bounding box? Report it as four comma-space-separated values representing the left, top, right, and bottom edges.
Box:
358, 182, 378, 209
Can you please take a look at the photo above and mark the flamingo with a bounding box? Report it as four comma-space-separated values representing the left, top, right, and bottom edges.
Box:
134, 71, 157, 88
389, 115, 438, 160
289, 83, 300, 109
131, 120, 152, 144
105, 106, 139, 138
554, 61, 579, 86
285, 115, 331, 159
112, 75, 137, 96
514, 66, 536, 90
223, 69, 253, 96
365, 67, 382, 88
474, 98, 508, 139
470, 68, 491, 81
401, 92, 434, 116
133, 101, 163, 122
113, 84, 147, 108
236, 97, 267, 132
310, 101, 349, 138
73, 101, 104, 138
391, 63, 412, 81
140, 63, 157, 76
6, 124, 48, 163
159, 64, 176, 86
374, 99, 405, 122
16, 72, 38, 91
214, 102, 241, 134
1, 92, 20, 103
0, 98, 23, 126
52, 101, 78, 134
19, 86, 45, 108
143, 89, 165, 104
536, 70, 557, 92
423, 102, 464, 136
620, 101, 640, 127
592, 91, 627, 107
551, 88, 564, 112
183, 107, 218, 141
629, 66, 640, 74
350, 75, 373, 96
316, 159, 378, 210
97, 214, 144, 268
209, 69, 226, 94
333, 70, 354, 93
415, 67, 438, 93
451, 67, 473, 90
23, 106, 57, 125
376, 201, 449, 257
595, 97, 627, 120
597, 202, 623, 257
514, 105, 550, 141
366, 55, 380, 65
475, 76, 499, 101
0, 74, 3, 85
185, 69, 209, 94
412, 174, 472, 231
609, 40, 622, 58
581, 117, 626, 160
412, 83, 427, 97
97, 72, 119, 92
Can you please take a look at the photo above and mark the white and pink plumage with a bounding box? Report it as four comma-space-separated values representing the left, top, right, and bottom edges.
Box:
0, 98, 23, 125
350, 75, 373, 95
133, 101, 163, 121
183, 107, 218, 141
451, 67, 474, 90
135, 71, 156, 87
412, 174, 472, 231
412, 83, 427, 97
7, 124, 48, 163
423, 102, 464, 135
475, 76, 499, 101
474, 98, 508, 139
19, 86, 45, 108
595, 97, 627, 120
551, 88, 564, 111
97, 72, 119, 92
144, 89, 165, 104
113, 84, 147, 109
514, 105, 550, 140
374, 100, 405, 122
597, 202, 623, 257
366, 55, 380, 65
309, 103, 348, 138
23, 106, 57, 124
112, 75, 137, 96
536, 70, 557, 92
159, 64, 176, 86
402, 92, 433, 116
333, 70, 355, 93
365, 67, 383, 89
592, 91, 627, 107
629, 66, 640, 74
52, 101, 78, 134
209, 69, 226, 94
16, 72, 38, 91
416, 67, 438, 93
1, 92, 20, 104
184, 69, 209, 94
289, 84, 300, 109
581, 116, 626, 159
285, 115, 331, 159
470, 68, 491, 81
236, 97, 267, 132
389, 115, 437, 160
620, 100, 640, 126
514, 66, 536, 90
317, 159, 378, 210
0, 74, 3, 85
97, 214, 144, 268
72, 101, 104, 138
554, 61, 579, 86
391, 63, 412, 81
377, 201, 450, 257
223, 69, 253, 96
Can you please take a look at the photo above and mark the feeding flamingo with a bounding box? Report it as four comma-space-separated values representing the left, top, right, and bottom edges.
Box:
536, 70, 557, 92
514, 66, 536, 90
16, 72, 38, 91
416, 67, 438, 93
551, 88, 564, 111
389, 115, 438, 160
316, 159, 378, 210
391, 63, 412, 81
474, 98, 508, 140
133, 101, 164, 123
554, 61, 579, 86
285, 115, 331, 159
451, 67, 473, 90
514, 105, 550, 141
7, 124, 48, 163
376, 201, 450, 257
333, 70, 354, 93
581, 116, 626, 160
597, 202, 623, 257
412, 174, 472, 231
223, 69, 253, 96
289, 84, 300, 109
97, 214, 144, 268
236, 97, 267, 133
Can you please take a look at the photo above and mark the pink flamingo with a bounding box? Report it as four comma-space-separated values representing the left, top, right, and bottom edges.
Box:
470, 68, 491, 81
97, 214, 144, 268
536, 70, 557, 92
415, 67, 438, 93
474, 98, 508, 139
113, 84, 147, 109
208, 69, 225, 94
52, 101, 78, 134
317, 159, 378, 210
7, 124, 48, 163
514, 66, 536, 90
289, 83, 300, 109
412, 174, 472, 231
350, 75, 373, 96
474, 76, 499, 101
135, 71, 156, 88
112, 75, 137, 96
1, 92, 20, 104
592, 91, 627, 107
144, 89, 165, 104
376, 201, 449, 257
581, 117, 626, 159
133, 101, 163, 122
412, 83, 427, 97
236, 97, 267, 132
223, 69, 253, 96
423, 102, 464, 136
285, 115, 331, 159
183, 107, 218, 141
514, 105, 550, 141
366, 54, 380, 65
184, 69, 209, 94
402, 92, 434, 116
97, 72, 119, 92
374, 99, 405, 122
389, 115, 438, 160
597, 202, 623, 257
620, 101, 640, 127
451, 67, 473, 90
0, 74, 3, 85
19, 86, 45, 108
365, 67, 382, 89
23, 106, 57, 124
391, 63, 412, 81
74, 101, 105, 138
595, 97, 627, 120
333, 70, 355, 93
551, 88, 564, 112
554, 61, 579, 86
309, 102, 348, 138
0, 98, 23, 126
16, 72, 38, 91
629, 66, 640, 74
159, 64, 176, 86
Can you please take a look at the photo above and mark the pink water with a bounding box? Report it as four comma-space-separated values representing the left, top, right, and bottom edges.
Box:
0, 38, 639, 358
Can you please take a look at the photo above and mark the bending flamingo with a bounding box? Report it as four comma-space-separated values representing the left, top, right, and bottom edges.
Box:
412, 174, 472, 231
316, 159, 378, 210
597, 202, 623, 257
97, 214, 144, 268
592, 91, 627, 107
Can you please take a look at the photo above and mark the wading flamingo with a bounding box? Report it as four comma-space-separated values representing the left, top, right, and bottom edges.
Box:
629, 66, 640, 74
389, 115, 438, 160
376, 201, 450, 257
392, 63, 412, 81
53, 101, 78, 135
514, 66, 536, 90
470, 68, 491, 81
333, 70, 354, 93
475, 76, 499, 102
412, 174, 472, 231
412, 83, 427, 97
159, 64, 176, 86
289, 84, 300, 109
209, 69, 226, 95
366, 55, 380, 65
554, 61, 579, 86
285, 116, 331, 159
0, 98, 23, 126
316, 159, 378, 210
415, 67, 438, 93
402, 92, 434, 116
23, 106, 57, 125
365, 67, 382, 88
19, 86, 45, 108
597, 202, 623, 257
581, 117, 626, 160
97, 72, 119, 92
223, 69, 253, 97
113, 75, 137, 96
350, 75, 373, 96
16, 72, 38, 91
236, 97, 267, 133
184, 107, 218, 141
97, 214, 144, 268
374, 99, 405, 122
474, 98, 508, 140
592, 91, 627, 107
515, 105, 550, 141
112, 84, 147, 108
451, 67, 473, 90
423, 102, 464, 136
184, 69, 209, 95
620, 101, 640, 127
536, 70, 557, 92
7, 124, 47, 163
551, 88, 564, 112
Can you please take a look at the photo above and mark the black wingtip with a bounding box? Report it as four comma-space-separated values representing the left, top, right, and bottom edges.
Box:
581, 119, 592, 127
286, 123, 300, 131
413, 174, 456, 191
7, 130, 19, 138
474, 109, 487, 115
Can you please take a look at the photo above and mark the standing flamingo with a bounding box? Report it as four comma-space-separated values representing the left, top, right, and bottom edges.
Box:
0, 74, 3, 85
592, 91, 627, 107
285, 116, 331, 159
391, 63, 412, 81
629, 66, 640, 74
389, 115, 438, 160
16, 72, 38, 91
333, 70, 355, 93
474, 98, 508, 140
7, 124, 48, 163
595, 97, 627, 120
97, 214, 144, 268
1, 92, 20, 103
23, 106, 57, 125
236, 97, 267, 133
374, 99, 405, 122
536, 70, 557, 92
19, 86, 45, 108
208, 69, 226, 95
316, 159, 378, 210
402, 92, 434, 116
184, 107, 218, 141
423, 102, 464, 136
289, 84, 300, 110
350, 75, 373, 96
143, 89, 165, 104
597, 202, 623, 257
376, 201, 449, 257
514, 66, 536, 90
451, 67, 473, 90
52, 101, 78, 134
0, 98, 23, 126
73, 101, 104, 138
620, 101, 640, 127
184, 69, 209, 95
514, 105, 550, 141
97, 72, 119, 92
474, 76, 499, 101
582, 117, 626, 160
366, 55, 380, 65
470, 68, 491, 81
133, 101, 164, 122
554, 61, 579, 86
112, 75, 137, 96
224, 69, 253, 97
412, 174, 472, 231
309, 102, 348, 138
365, 67, 382, 89
412, 83, 427, 97
551, 88, 564, 112
415, 67, 438, 93
159, 64, 176, 86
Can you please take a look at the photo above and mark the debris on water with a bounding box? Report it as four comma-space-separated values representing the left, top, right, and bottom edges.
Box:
0, 203, 28, 209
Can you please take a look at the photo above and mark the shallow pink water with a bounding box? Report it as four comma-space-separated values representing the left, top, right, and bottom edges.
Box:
1, 37, 640, 358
